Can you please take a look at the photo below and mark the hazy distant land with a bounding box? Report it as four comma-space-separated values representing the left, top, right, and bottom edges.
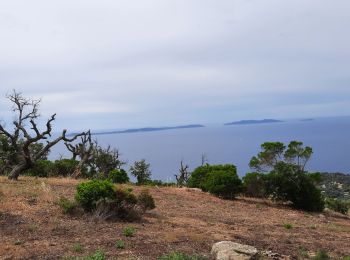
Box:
224, 119, 283, 126
92, 124, 205, 135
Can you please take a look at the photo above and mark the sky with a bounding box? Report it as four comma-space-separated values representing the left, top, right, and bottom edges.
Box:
0, 0, 350, 131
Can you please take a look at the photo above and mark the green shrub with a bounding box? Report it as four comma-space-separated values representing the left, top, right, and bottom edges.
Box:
73, 243, 84, 253
202, 169, 242, 199
158, 252, 208, 260
188, 164, 237, 188
75, 181, 155, 221
57, 196, 77, 214
266, 162, 325, 212
85, 250, 105, 260
242, 172, 267, 198
283, 223, 293, 230
137, 190, 156, 211
108, 169, 129, 183
298, 246, 309, 258
313, 250, 329, 260
24, 160, 55, 177
75, 180, 115, 211
115, 240, 125, 249
187, 165, 211, 189
122, 226, 135, 237
93, 188, 141, 221
63, 250, 105, 260
53, 159, 80, 177
325, 198, 349, 214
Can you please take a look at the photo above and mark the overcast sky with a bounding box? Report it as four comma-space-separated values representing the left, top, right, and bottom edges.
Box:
1, 0, 350, 131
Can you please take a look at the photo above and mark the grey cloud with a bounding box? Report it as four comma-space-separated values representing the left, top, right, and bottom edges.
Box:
0, 0, 349, 130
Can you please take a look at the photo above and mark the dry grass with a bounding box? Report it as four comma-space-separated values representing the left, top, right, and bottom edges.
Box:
0, 176, 349, 259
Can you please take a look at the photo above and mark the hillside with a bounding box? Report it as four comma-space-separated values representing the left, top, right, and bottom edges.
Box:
224, 119, 283, 126
91, 125, 205, 135
320, 173, 350, 200
0, 177, 349, 259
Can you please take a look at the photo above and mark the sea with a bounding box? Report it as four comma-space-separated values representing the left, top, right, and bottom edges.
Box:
51, 116, 350, 181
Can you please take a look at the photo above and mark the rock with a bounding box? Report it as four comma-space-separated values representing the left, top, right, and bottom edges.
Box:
261, 250, 291, 260
211, 241, 258, 260
186, 188, 202, 193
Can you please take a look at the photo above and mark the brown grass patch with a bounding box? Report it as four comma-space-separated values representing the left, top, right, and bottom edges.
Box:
0, 176, 349, 259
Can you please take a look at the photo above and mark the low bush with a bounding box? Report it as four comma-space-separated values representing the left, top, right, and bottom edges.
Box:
72, 243, 84, 253
137, 190, 156, 211
187, 165, 211, 189
115, 240, 125, 249
74, 180, 156, 221
188, 164, 242, 199
202, 170, 242, 199
64, 250, 105, 260
84, 250, 105, 260
108, 169, 129, 184
122, 226, 135, 237
266, 163, 325, 212
158, 252, 208, 260
325, 198, 349, 215
53, 159, 80, 177
283, 223, 293, 230
242, 172, 267, 198
298, 246, 309, 258
312, 250, 330, 260
24, 160, 55, 177
75, 180, 115, 211
57, 196, 77, 215
93, 189, 140, 221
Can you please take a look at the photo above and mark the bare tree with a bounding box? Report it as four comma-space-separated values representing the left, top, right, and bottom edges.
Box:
201, 153, 208, 166
0, 90, 86, 180
65, 130, 95, 178
174, 160, 190, 187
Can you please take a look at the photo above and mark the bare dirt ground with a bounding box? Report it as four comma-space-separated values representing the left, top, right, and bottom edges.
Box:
0, 176, 349, 259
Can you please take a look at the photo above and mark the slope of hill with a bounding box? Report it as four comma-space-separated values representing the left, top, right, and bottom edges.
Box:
320, 172, 350, 200
0, 177, 349, 259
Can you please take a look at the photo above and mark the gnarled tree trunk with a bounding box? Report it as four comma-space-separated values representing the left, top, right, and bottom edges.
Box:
8, 163, 30, 180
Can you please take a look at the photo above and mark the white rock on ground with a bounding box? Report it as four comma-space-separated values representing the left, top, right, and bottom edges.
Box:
211, 241, 258, 260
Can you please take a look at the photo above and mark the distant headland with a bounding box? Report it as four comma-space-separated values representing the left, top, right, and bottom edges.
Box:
92, 124, 205, 135
224, 119, 283, 126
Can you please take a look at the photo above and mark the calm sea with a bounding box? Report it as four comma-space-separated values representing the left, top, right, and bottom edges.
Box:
51, 117, 350, 181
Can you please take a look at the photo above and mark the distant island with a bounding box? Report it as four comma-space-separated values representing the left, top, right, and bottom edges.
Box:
224, 119, 283, 126
300, 118, 314, 122
92, 124, 205, 135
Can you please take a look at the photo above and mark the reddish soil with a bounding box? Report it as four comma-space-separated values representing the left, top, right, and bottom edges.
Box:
0, 177, 349, 259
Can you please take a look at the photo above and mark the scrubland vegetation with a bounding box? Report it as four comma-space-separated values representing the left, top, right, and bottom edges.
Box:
0, 92, 349, 259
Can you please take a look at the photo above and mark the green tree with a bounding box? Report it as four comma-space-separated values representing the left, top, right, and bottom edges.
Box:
130, 159, 151, 185
249, 141, 324, 211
